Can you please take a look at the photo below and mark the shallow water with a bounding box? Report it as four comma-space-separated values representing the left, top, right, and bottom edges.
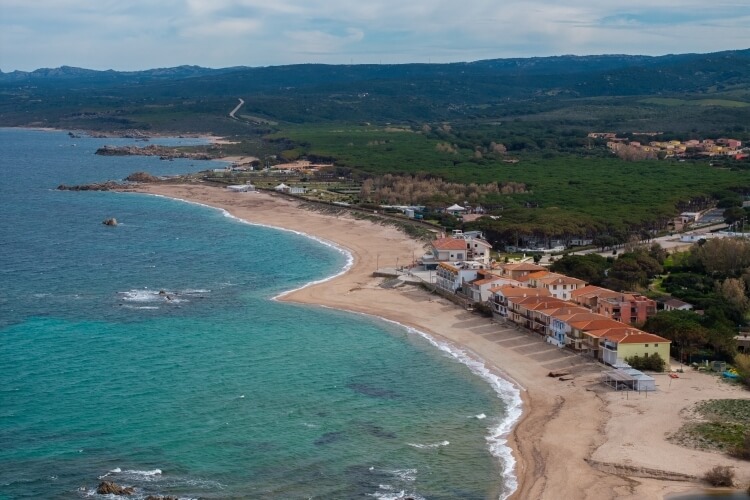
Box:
0, 128, 518, 499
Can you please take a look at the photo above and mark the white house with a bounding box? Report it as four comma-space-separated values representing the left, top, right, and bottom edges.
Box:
663, 298, 694, 311
435, 261, 486, 294
446, 204, 467, 216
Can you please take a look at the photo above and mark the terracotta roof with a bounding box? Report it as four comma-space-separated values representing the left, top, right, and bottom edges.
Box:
571, 285, 620, 299
492, 286, 549, 298
432, 238, 468, 250
571, 319, 627, 332
588, 328, 670, 344
557, 313, 612, 325
472, 276, 503, 286
501, 263, 547, 272
526, 270, 550, 279
537, 273, 587, 286
526, 300, 570, 310
542, 306, 590, 317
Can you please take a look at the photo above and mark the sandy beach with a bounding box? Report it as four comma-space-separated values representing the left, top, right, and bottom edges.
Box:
127, 183, 750, 499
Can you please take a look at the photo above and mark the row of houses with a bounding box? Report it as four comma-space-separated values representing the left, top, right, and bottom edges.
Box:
429, 259, 670, 367
605, 135, 746, 158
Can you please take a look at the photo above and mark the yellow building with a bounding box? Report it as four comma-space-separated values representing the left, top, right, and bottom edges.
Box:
586, 327, 671, 366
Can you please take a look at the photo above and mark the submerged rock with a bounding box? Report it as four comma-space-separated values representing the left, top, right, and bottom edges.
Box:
96, 481, 134, 495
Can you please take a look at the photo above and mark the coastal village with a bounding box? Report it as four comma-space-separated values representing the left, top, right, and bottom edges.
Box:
589, 132, 748, 160
400, 230, 671, 391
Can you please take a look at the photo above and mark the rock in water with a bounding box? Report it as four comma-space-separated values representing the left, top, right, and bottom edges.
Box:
96, 481, 134, 495
103, 218, 118, 226
125, 171, 159, 182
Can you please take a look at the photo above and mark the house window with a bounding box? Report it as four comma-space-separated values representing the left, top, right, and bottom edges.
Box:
553, 285, 557, 290
644, 344, 649, 347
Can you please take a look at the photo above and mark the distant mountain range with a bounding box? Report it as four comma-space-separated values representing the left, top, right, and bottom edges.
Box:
1, 49, 748, 130
2, 49, 749, 98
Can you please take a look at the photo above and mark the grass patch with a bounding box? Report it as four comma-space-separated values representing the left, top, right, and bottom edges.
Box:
640, 97, 749, 108
670, 399, 750, 453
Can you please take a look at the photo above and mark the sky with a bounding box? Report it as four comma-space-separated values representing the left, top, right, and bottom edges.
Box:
1, 0, 749, 72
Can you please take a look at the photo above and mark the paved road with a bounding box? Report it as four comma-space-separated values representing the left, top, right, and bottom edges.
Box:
229, 98, 244, 119
539, 222, 729, 264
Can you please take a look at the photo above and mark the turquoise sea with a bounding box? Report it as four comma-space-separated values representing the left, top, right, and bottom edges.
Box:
0, 128, 520, 499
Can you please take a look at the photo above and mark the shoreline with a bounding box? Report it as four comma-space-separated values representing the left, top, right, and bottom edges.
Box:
123, 183, 750, 500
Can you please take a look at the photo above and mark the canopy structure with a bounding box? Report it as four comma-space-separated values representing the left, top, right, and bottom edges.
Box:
601, 368, 655, 392
446, 204, 466, 212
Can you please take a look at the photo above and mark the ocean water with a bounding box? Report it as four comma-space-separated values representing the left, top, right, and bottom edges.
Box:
0, 128, 520, 499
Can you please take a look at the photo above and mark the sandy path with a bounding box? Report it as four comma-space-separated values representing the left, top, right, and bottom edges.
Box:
125, 183, 750, 499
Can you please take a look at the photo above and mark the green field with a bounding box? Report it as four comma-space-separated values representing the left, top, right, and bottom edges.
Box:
640, 98, 750, 108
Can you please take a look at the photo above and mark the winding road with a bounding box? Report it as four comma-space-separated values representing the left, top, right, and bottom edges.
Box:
229, 98, 244, 119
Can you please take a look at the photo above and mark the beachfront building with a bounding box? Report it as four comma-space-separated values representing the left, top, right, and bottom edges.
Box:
434, 261, 486, 294
507, 296, 569, 333
526, 271, 587, 300
552, 313, 622, 352
489, 285, 549, 319
495, 262, 547, 281
425, 233, 493, 267
571, 285, 657, 325
465, 272, 507, 303
595, 328, 671, 366
429, 237, 468, 264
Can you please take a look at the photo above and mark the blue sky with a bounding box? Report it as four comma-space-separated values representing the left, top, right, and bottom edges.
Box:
1, 0, 749, 71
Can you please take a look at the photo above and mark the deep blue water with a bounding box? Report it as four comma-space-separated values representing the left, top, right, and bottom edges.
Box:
0, 128, 517, 499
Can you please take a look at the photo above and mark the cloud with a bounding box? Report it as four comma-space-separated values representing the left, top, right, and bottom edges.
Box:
1, 0, 749, 70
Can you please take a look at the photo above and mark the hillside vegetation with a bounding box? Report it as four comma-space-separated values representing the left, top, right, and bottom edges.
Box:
2, 49, 750, 241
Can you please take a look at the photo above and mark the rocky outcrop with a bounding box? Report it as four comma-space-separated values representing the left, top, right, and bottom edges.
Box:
57, 181, 122, 191
124, 171, 159, 182
103, 218, 118, 226
95, 145, 214, 161
96, 481, 135, 495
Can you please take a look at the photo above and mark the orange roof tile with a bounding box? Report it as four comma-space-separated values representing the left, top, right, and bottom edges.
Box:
492, 286, 549, 297
432, 237, 468, 250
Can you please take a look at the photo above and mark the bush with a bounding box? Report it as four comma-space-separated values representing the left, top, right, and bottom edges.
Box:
625, 353, 666, 372
735, 354, 750, 388
703, 465, 735, 487
731, 432, 750, 460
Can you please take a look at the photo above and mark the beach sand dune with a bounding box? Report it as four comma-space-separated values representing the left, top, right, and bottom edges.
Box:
130, 183, 750, 499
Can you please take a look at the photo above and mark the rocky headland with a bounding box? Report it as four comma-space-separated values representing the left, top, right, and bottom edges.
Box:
95, 144, 215, 160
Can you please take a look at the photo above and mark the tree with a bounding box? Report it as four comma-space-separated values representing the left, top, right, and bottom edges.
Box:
723, 206, 745, 225
643, 310, 709, 362
689, 238, 750, 278
626, 353, 666, 372
717, 278, 750, 315
550, 253, 609, 285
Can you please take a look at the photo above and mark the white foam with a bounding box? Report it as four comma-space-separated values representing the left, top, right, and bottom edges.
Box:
129, 193, 354, 301
406, 440, 449, 449
341, 315, 523, 500
118, 289, 185, 304
475, 413, 487, 420
124, 468, 162, 477
369, 491, 425, 500
97, 467, 121, 479
383, 468, 417, 482
130, 192, 521, 499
